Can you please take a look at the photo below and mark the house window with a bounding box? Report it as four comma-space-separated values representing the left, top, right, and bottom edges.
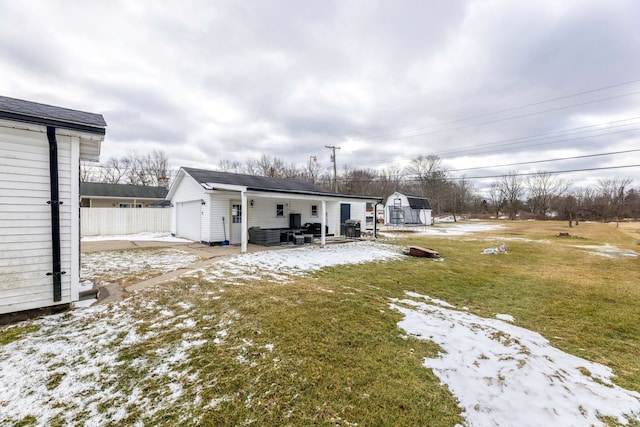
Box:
311, 205, 318, 217
276, 203, 284, 217
119, 203, 142, 208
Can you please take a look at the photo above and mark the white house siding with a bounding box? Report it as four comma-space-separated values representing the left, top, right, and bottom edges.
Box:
0, 124, 77, 314
248, 197, 296, 229
207, 191, 235, 243
246, 198, 333, 234
346, 201, 367, 224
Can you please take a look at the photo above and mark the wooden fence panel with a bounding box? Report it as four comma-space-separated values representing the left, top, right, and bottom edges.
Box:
81, 208, 171, 236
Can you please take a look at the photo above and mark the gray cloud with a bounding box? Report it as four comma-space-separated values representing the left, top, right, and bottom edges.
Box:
0, 0, 638, 189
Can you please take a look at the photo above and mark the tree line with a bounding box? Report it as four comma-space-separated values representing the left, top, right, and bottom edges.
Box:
83, 151, 639, 223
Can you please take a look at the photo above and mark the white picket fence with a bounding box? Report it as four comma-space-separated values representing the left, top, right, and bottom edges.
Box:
81, 208, 171, 236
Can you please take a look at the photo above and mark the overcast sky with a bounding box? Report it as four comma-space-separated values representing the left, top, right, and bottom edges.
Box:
1, 0, 639, 190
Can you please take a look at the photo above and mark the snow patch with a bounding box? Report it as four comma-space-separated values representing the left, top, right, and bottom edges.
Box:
391, 293, 640, 427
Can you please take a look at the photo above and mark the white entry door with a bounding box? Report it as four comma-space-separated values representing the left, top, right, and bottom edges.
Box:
230, 202, 242, 244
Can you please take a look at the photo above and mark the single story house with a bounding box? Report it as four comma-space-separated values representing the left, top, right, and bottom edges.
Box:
80, 182, 168, 208
167, 167, 382, 252
384, 191, 432, 226
0, 95, 106, 314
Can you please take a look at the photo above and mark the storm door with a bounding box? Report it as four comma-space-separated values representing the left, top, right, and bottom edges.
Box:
230, 202, 242, 244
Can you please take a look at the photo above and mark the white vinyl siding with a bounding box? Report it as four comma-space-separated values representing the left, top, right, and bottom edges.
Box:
0, 126, 75, 313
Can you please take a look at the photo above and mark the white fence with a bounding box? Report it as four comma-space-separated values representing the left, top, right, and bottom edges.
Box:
81, 208, 172, 236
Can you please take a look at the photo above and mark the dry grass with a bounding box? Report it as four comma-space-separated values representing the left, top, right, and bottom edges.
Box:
2, 220, 639, 426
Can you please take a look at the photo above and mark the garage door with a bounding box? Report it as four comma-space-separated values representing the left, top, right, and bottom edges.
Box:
176, 200, 201, 241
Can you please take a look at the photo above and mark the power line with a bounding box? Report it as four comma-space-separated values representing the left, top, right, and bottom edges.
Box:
336, 163, 640, 185
362, 78, 640, 142
364, 90, 640, 144
352, 116, 640, 167
432, 118, 640, 157
447, 148, 640, 173
456, 164, 640, 181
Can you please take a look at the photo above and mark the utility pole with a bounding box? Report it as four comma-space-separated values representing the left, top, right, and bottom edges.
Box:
325, 145, 341, 192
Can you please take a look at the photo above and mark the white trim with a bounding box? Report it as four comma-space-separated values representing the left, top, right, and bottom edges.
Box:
321, 200, 326, 246
241, 192, 248, 253
203, 182, 247, 192
70, 136, 80, 302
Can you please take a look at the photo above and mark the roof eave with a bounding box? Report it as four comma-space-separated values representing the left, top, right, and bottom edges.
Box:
0, 110, 106, 135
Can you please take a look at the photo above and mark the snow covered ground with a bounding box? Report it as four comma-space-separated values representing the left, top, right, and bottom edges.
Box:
381, 221, 504, 237
392, 292, 640, 427
2, 223, 640, 425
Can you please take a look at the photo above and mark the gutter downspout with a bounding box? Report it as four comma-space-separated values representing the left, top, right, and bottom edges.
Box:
46, 126, 65, 302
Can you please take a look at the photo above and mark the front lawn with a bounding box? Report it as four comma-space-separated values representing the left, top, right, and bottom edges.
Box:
1, 221, 639, 426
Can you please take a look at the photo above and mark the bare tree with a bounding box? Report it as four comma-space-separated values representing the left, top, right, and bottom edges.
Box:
80, 160, 98, 182
499, 171, 524, 220
378, 165, 404, 200
626, 188, 640, 221
526, 171, 571, 218
146, 149, 169, 186
487, 181, 505, 219
83, 150, 169, 186
217, 158, 243, 173
405, 155, 449, 214
597, 177, 633, 225
99, 157, 130, 184
339, 166, 380, 196
307, 156, 321, 184
122, 150, 169, 186
450, 177, 474, 221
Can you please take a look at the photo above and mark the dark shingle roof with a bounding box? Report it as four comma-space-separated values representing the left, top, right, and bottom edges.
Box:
181, 167, 380, 200
0, 95, 106, 134
81, 182, 167, 199
183, 167, 333, 194
407, 196, 431, 209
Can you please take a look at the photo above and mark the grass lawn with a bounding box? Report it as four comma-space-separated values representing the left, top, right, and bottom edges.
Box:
2, 220, 639, 426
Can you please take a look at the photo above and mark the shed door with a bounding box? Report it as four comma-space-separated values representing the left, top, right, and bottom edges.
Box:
176, 201, 201, 241
340, 203, 350, 236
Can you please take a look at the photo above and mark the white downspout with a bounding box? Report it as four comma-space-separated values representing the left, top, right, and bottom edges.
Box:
241, 192, 248, 253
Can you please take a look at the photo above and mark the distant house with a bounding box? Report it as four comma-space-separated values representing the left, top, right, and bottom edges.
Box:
384, 192, 432, 226
167, 167, 381, 253
80, 182, 168, 208
0, 95, 106, 314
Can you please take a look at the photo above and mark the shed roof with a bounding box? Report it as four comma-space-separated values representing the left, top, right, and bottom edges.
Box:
81, 182, 168, 199
180, 167, 380, 200
389, 192, 431, 209
406, 196, 431, 209
0, 95, 106, 135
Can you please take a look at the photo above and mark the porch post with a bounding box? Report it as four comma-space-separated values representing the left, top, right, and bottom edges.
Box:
320, 199, 326, 246
241, 192, 248, 253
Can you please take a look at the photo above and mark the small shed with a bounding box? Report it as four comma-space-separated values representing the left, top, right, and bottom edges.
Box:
167, 167, 381, 252
384, 191, 432, 226
0, 96, 106, 314
80, 182, 168, 208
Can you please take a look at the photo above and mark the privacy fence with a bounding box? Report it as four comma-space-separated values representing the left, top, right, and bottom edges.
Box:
81, 208, 172, 236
